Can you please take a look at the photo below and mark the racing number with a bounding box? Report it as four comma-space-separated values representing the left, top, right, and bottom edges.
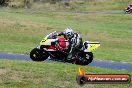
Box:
42, 38, 47, 43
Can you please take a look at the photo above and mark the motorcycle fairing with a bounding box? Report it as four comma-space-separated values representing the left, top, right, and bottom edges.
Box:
84, 41, 100, 52
40, 38, 57, 45
40, 37, 48, 45
58, 38, 67, 49
40, 31, 58, 45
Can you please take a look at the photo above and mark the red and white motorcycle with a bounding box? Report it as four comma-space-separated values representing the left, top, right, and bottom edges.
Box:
30, 31, 100, 65
125, 5, 132, 13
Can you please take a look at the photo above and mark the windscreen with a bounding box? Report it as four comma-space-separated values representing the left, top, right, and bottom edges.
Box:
46, 31, 57, 39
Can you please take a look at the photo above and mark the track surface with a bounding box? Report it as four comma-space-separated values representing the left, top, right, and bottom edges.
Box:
0, 9, 126, 15
0, 53, 132, 70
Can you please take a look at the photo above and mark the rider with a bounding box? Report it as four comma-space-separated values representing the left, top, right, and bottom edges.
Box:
127, 4, 132, 10
57, 28, 83, 60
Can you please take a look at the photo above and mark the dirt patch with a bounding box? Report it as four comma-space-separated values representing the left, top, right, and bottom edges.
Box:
0, 68, 9, 75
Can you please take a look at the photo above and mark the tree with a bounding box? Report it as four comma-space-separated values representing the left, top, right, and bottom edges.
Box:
24, 0, 31, 9
49, 0, 62, 4
0, 0, 9, 6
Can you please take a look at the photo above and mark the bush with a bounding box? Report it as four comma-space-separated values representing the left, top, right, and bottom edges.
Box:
0, 0, 9, 6
49, 0, 62, 4
64, 2, 70, 6
6, 0, 33, 9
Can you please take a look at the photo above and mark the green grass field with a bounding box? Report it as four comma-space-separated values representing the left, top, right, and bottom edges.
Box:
8, 0, 132, 12
0, 60, 131, 88
0, 9, 132, 62
0, 1, 132, 88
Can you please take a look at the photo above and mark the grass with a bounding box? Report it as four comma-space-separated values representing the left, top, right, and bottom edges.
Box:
0, 59, 131, 88
8, 0, 132, 12
0, 1, 132, 88
0, 9, 132, 62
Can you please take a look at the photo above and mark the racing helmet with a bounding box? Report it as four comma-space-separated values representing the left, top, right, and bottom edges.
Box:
64, 28, 74, 39
130, 4, 132, 7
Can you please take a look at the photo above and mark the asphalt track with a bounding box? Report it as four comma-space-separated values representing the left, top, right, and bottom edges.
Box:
0, 53, 132, 71
25, 10, 124, 14
29, 10, 125, 14
0, 9, 126, 15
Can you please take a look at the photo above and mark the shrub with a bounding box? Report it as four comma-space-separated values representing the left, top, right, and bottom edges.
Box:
0, 0, 9, 6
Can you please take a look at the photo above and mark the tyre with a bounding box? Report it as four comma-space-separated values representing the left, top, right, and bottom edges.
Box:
75, 52, 93, 65
125, 9, 132, 14
130, 9, 132, 13
85, 52, 93, 65
125, 11, 128, 13
30, 48, 49, 61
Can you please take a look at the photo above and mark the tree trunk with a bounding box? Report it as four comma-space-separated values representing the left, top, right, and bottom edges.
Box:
0, 0, 9, 6
0, 0, 5, 6
24, 0, 30, 9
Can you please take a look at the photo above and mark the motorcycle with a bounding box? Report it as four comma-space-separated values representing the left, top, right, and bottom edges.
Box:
30, 31, 100, 65
125, 6, 132, 13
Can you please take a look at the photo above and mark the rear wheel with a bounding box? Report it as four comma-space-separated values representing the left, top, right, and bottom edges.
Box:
76, 52, 93, 65
30, 48, 49, 61
85, 52, 93, 64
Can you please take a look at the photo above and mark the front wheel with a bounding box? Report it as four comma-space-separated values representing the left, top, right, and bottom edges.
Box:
30, 48, 49, 61
125, 9, 132, 14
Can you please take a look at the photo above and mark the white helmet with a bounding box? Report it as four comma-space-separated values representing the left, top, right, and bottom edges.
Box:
64, 28, 74, 39
130, 4, 132, 7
